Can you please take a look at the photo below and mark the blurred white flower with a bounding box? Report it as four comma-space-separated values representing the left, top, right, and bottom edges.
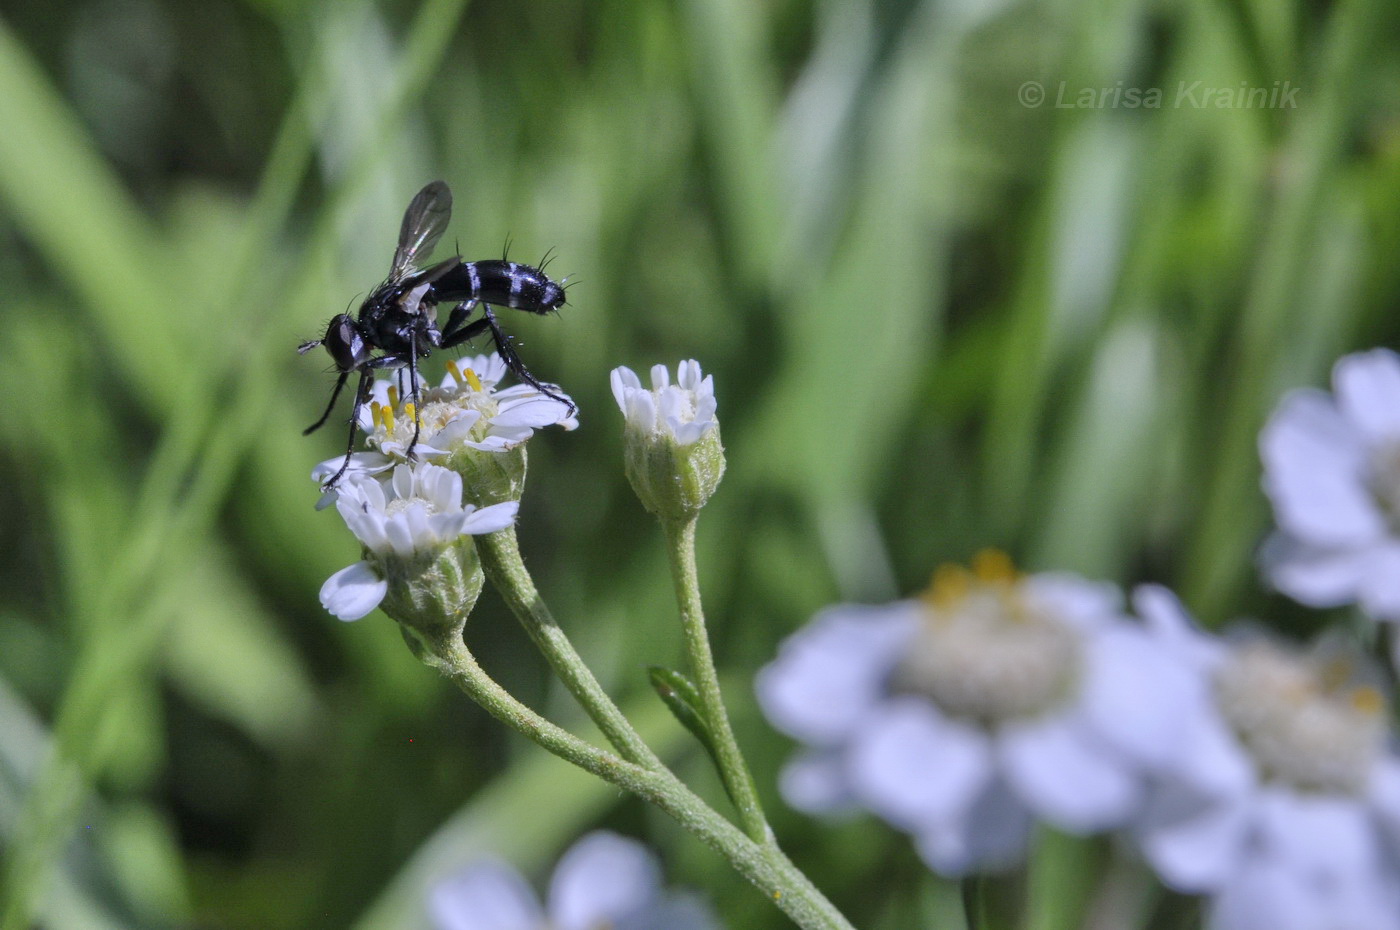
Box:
1260, 348, 1400, 620
610, 360, 717, 447
428, 831, 719, 930
1131, 586, 1400, 930
319, 462, 518, 621
756, 552, 1199, 875
311, 354, 577, 508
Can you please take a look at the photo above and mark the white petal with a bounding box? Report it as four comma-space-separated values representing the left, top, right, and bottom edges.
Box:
616, 894, 719, 930
493, 396, 572, 429
1334, 349, 1400, 443
649, 364, 670, 390
1260, 390, 1383, 546
1255, 788, 1379, 877
912, 779, 1032, 876
610, 367, 640, 411
677, 359, 702, 391
402, 503, 433, 547
1137, 783, 1251, 892
428, 861, 544, 930
1131, 584, 1225, 670
1079, 625, 1203, 768
384, 516, 417, 557
673, 421, 706, 446
320, 562, 387, 621
434, 411, 483, 447
625, 392, 656, 432
463, 501, 519, 535
391, 464, 415, 502
1021, 574, 1124, 632
778, 750, 857, 815
1358, 543, 1400, 620
547, 832, 659, 930
847, 698, 992, 830
755, 603, 919, 745
999, 713, 1141, 830
1260, 535, 1370, 607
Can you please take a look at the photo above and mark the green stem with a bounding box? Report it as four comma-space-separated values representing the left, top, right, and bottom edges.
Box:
410, 627, 856, 930
476, 526, 663, 770
662, 515, 770, 844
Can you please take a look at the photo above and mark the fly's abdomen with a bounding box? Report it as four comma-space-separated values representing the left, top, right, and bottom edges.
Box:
464, 260, 565, 314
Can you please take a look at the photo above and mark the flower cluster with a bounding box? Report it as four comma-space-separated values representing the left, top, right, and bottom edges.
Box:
428, 831, 717, 930
313, 353, 577, 509
313, 353, 574, 625
757, 554, 1400, 926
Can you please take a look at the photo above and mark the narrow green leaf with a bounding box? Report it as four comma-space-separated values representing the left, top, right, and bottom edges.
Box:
647, 666, 720, 764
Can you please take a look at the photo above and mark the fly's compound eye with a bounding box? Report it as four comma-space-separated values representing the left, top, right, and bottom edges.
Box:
324, 314, 370, 371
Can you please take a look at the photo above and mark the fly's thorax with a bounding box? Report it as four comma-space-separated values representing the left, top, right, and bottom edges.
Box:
1213, 639, 1387, 795
893, 553, 1083, 726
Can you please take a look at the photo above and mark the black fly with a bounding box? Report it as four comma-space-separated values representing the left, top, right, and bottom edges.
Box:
299, 180, 572, 488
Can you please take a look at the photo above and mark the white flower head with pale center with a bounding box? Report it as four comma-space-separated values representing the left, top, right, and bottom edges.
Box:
610, 360, 717, 447
319, 462, 518, 621
756, 552, 1199, 876
1130, 586, 1400, 929
1260, 348, 1400, 622
427, 831, 718, 930
310, 354, 577, 508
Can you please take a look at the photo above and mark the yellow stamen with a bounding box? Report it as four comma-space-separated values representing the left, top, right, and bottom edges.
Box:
972, 549, 1018, 585
382, 404, 396, 433
922, 563, 971, 612
464, 367, 484, 393
1350, 685, 1385, 716
403, 401, 417, 424
370, 402, 384, 429
1319, 656, 1356, 692
445, 359, 465, 384
388, 384, 400, 408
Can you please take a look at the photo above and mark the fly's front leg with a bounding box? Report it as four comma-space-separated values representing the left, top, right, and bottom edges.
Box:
323, 369, 374, 489
406, 331, 423, 460
305, 370, 350, 435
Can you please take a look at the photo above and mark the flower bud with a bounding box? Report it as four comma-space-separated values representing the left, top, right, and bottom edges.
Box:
610, 360, 725, 521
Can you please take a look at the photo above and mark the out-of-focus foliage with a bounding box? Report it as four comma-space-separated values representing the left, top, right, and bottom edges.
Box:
0, 0, 1398, 927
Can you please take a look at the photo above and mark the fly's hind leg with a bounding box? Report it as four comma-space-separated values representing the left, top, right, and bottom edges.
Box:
479, 305, 575, 414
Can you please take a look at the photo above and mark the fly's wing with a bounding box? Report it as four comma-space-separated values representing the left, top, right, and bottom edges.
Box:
388, 180, 452, 282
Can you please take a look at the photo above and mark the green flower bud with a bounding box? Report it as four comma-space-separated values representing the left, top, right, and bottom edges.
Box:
611, 361, 726, 521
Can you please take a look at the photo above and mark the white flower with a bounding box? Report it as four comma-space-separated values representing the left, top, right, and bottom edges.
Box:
319, 462, 518, 621
1260, 348, 1400, 620
755, 553, 1198, 876
610, 361, 724, 519
1131, 586, 1400, 930
610, 360, 717, 447
428, 831, 718, 930
311, 354, 578, 507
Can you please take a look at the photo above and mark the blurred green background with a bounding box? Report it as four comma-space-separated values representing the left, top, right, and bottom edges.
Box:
1, 0, 1399, 927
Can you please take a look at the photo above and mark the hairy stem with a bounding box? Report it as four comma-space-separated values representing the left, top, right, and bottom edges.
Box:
410, 626, 855, 930
476, 526, 663, 769
663, 515, 770, 844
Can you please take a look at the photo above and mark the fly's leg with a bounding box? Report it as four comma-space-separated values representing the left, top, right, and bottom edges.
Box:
441, 299, 478, 343
323, 369, 374, 489
405, 331, 423, 460
482, 306, 575, 414
305, 370, 350, 435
